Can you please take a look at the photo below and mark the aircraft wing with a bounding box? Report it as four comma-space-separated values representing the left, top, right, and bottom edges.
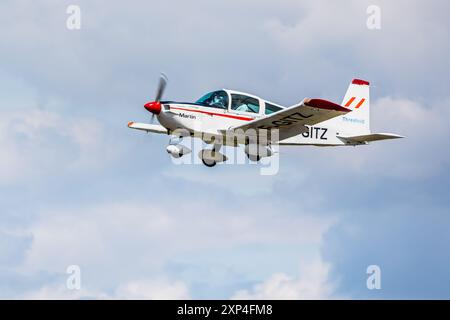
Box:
338, 133, 405, 145
127, 121, 168, 134
225, 98, 351, 142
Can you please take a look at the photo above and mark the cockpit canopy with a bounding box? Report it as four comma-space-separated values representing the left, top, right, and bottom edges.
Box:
196, 90, 283, 114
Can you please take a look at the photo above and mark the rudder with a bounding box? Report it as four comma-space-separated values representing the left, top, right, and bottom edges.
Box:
340, 79, 370, 135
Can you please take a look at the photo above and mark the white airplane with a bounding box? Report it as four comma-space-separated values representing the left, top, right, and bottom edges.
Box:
128, 74, 403, 167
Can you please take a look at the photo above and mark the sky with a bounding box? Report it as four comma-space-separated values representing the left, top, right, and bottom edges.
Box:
1, 0, 450, 299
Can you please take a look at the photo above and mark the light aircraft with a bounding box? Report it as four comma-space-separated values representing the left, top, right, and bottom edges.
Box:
128, 74, 403, 167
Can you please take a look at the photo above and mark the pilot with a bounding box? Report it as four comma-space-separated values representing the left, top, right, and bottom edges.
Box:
211, 93, 226, 108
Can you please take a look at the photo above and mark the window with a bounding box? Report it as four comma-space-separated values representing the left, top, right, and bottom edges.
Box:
195, 90, 229, 109
231, 94, 260, 113
265, 103, 282, 115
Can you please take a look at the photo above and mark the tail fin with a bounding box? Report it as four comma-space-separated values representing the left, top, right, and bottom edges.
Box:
340, 79, 370, 135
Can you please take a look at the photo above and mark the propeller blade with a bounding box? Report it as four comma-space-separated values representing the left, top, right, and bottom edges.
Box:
155, 73, 168, 102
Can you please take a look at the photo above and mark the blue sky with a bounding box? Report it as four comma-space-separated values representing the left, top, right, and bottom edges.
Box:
1, 0, 450, 299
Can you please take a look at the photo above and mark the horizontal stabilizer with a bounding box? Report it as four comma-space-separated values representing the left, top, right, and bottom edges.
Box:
127, 122, 168, 134
339, 133, 404, 144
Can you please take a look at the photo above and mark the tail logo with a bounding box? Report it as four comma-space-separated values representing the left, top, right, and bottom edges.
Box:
345, 97, 366, 109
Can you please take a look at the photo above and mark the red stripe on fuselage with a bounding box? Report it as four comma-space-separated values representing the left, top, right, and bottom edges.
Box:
170, 106, 254, 121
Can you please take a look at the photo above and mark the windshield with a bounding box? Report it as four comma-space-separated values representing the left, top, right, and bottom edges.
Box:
196, 90, 229, 109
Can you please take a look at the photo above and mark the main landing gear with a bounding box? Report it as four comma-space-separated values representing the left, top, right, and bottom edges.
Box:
199, 144, 227, 167
201, 157, 217, 167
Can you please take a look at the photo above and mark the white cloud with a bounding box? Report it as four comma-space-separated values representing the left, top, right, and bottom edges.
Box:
21, 278, 190, 300
231, 255, 338, 299
0, 108, 121, 184
115, 279, 190, 300
20, 284, 106, 300
22, 256, 335, 300
17, 200, 334, 298
264, 0, 450, 67
22, 200, 333, 271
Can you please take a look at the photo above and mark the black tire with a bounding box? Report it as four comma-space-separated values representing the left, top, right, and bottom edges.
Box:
246, 153, 261, 162
202, 158, 217, 167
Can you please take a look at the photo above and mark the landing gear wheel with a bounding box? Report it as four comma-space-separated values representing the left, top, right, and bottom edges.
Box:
202, 158, 217, 167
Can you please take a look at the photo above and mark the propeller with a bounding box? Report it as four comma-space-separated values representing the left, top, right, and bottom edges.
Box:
145, 73, 168, 123
155, 73, 168, 102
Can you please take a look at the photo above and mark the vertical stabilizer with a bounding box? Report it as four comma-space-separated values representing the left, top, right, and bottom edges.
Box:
340, 79, 370, 135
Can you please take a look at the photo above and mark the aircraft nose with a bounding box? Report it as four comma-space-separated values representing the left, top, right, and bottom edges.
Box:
144, 101, 161, 114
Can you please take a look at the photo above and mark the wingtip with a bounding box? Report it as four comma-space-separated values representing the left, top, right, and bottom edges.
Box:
127, 121, 134, 128
377, 133, 406, 139
382, 133, 405, 139
305, 98, 351, 113
352, 79, 370, 86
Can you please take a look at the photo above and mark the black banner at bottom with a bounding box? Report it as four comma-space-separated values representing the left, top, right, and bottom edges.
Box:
1, 300, 446, 318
